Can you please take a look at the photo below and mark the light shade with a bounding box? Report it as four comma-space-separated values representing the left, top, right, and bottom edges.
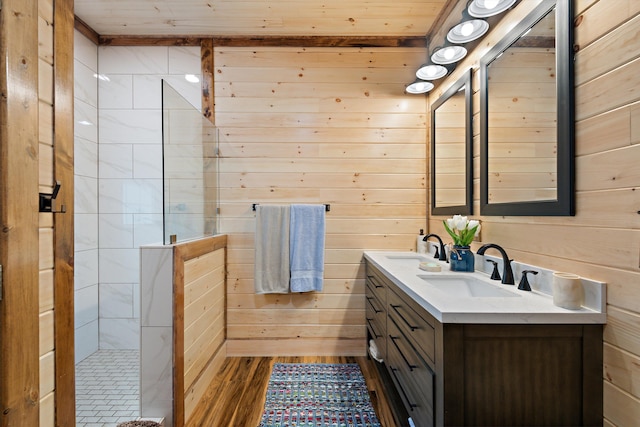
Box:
431, 44, 467, 65
447, 18, 489, 44
416, 62, 451, 80
468, 0, 517, 18
405, 80, 434, 94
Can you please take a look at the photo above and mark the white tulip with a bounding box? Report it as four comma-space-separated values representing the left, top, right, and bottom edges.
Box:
453, 215, 468, 231
468, 220, 481, 236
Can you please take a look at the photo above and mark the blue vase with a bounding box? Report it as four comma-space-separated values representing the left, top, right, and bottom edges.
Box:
450, 246, 475, 272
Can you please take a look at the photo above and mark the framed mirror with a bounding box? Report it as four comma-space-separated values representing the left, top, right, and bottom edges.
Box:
479, 0, 574, 216
431, 68, 473, 216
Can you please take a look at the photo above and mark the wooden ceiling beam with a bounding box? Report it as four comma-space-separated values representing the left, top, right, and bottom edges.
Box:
74, 16, 100, 45
98, 36, 203, 46
97, 34, 427, 48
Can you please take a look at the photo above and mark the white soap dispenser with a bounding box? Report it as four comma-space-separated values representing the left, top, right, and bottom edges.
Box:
417, 229, 427, 254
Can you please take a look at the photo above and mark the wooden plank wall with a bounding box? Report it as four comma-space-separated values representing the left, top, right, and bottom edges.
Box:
428, 1, 640, 425
215, 46, 428, 356
38, 0, 57, 425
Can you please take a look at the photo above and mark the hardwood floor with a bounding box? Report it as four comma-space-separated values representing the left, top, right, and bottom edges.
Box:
187, 356, 399, 427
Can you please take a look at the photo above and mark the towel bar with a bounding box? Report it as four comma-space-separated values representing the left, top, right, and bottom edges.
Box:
252, 203, 330, 212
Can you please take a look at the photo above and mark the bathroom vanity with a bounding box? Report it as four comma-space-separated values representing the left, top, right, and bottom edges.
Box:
364, 251, 605, 427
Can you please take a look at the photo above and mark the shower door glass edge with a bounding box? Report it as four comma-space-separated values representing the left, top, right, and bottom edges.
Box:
161, 79, 218, 244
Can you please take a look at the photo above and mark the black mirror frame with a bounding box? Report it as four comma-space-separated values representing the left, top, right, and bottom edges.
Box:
479, 0, 575, 216
431, 68, 473, 216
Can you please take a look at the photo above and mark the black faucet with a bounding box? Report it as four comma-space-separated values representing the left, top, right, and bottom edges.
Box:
423, 234, 447, 262
476, 243, 514, 285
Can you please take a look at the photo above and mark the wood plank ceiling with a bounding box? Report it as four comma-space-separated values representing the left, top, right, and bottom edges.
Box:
73, 0, 452, 39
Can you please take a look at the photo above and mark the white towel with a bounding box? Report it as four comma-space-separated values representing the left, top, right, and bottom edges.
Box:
289, 204, 325, 292
254, 205, 290, 294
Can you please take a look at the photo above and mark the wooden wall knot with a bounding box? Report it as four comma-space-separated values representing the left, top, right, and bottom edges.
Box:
574, 15, 584, 27
26, 144, 37, 159
29, 389, 39, 404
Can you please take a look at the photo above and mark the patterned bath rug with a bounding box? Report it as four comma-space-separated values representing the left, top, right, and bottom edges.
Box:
259, 363, 382, 427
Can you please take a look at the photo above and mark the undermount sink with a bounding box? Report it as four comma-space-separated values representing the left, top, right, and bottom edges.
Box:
418, 274, 520, 298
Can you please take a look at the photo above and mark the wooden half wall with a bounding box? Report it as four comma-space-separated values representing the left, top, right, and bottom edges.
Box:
176, 237, 227, 426
140, 235, 227, 427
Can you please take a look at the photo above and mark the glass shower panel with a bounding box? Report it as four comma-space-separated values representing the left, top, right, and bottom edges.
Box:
161, 80, 218, 244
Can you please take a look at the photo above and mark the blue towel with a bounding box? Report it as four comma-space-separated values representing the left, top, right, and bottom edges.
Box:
289, 204, 325, 292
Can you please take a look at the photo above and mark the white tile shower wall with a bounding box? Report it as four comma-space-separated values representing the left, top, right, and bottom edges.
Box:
74, 30, 99, 364
140, 246, 175, 425
75, 319, 99, 363
97, 45, 202, 349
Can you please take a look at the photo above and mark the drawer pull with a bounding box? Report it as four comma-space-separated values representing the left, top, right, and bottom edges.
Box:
390, 366, 418, 410
391, 304, 419, 331
367, 275, 384, 289
366, 296, 382, 313
367, 318, 382, 338
389, 335, 418, 371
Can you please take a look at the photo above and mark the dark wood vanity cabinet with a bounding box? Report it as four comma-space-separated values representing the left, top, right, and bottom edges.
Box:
365, 261, 603, 427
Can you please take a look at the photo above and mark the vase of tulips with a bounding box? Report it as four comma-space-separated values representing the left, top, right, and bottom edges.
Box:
443, 215, 481, 272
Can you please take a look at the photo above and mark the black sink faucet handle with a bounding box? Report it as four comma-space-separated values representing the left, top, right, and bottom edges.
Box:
518, 270, 539, 291
487, 260, 501, 281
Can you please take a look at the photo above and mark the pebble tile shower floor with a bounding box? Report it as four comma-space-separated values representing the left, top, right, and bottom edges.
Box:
75, 349, 140, 427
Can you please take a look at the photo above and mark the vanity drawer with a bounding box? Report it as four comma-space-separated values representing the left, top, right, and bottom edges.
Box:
366, 290, 385, 318
386, 316, 435, 426
366, 318, 386, 361
366, 298, 386, 341
388, 286, 435, 364
365, 267, 387, 305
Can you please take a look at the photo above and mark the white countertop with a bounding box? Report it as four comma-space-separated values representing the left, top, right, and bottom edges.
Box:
364, 251, 607, 324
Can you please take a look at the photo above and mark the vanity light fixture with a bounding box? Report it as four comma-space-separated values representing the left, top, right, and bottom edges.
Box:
405, 79, 434, 94
416, 60, 453, 81
431, 43, 468, 65
468, 0, 517, 18
405, 0, 517, 94
447, 10, 490, 44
